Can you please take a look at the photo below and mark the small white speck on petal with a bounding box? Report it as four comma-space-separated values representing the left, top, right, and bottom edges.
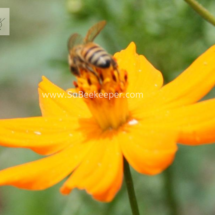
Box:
128, 119, 138, 125
69, 133, 73, 137
155, 84, 158, 87
34, 131, 41, 135
11, 131, 15, 134
204, 61, 208, 65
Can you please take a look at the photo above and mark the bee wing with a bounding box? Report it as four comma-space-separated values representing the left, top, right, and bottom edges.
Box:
68, 33, 83, 50
84, 20, 106, 43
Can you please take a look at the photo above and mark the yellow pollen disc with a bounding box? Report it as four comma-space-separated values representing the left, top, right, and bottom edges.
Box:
75, 64, 129, 130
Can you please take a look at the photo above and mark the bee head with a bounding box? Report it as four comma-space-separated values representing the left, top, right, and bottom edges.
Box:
70, 66, 80, 76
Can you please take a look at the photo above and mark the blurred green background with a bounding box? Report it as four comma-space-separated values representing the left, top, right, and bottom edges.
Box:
1, 0, 215, 214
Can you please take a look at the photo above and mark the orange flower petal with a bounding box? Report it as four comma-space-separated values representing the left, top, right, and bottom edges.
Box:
0, 142, 94, 190
118, 124, 178, 175
89, 137, 123, 202
60, 139, 106, 194
61, 132, 123, 202
38, 76, 91, 117
0, 117, 84, 155
134, 45, 215, 116
114, 42, 163, 99
140, 99, 215, 145
92, 160, 122, 202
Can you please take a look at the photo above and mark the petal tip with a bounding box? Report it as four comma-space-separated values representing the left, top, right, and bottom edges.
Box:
38, 76, 51, 88
126, 41, 136, 53
60, 187, 70, 195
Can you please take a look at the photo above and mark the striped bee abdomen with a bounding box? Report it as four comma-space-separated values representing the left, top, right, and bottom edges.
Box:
82, 43, 112, 68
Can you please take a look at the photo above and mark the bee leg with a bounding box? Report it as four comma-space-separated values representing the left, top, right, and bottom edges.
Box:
111, 58, 120, 77
85, 65, 102, 84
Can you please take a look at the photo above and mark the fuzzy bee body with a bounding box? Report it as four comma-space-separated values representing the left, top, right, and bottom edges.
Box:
81, 42, 113, 69
68, 21, 118, 78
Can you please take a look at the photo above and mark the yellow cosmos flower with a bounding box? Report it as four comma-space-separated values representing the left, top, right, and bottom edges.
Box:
0, 42, 215, 202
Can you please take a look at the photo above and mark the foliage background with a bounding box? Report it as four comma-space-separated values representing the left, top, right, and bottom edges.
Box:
0, 0, 215, 214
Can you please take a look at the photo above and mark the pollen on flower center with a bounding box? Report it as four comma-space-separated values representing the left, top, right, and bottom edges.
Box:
73, 63, 129, 130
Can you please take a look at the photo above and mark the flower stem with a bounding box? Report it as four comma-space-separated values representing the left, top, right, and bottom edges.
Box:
123, 158, 140, 215
163, 167, 179, 215
184, 0, 215, 26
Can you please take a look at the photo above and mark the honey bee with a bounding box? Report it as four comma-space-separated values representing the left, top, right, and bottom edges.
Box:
68, 21, 118, 80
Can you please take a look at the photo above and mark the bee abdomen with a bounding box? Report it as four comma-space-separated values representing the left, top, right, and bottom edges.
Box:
92, 53, 111, 68
82, 44, 112, 68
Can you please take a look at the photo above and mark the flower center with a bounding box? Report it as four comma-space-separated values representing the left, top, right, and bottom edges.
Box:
74, 63, 129, 130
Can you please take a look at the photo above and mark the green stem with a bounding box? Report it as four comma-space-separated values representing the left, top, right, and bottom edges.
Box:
163, 167, 179, 215
124, 158, 140, 215
184, 0, 215, 26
